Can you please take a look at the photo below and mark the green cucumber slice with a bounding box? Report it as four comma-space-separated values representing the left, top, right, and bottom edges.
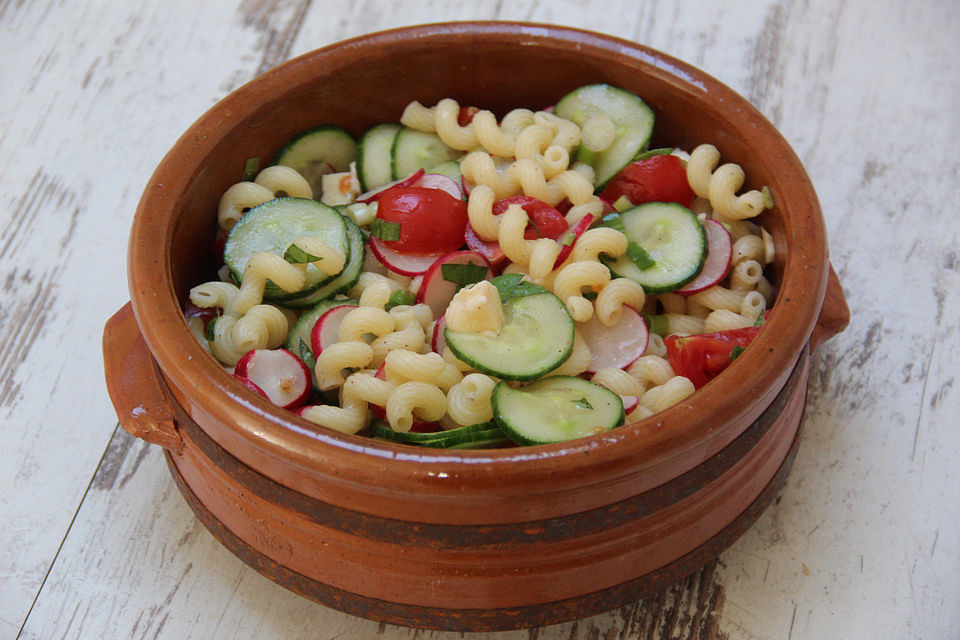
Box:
491, 376, 625, 445
357, 123, 401, 191
271, 125, 356, 199
279, 214, 365, 309
601, 202, 707, 294
391, 127, 461, 180
224, 198, 349, 301
371, 421, 494, 445
444, 287, 574, 381
426, 160, 462, 186
554, 84, 655, 189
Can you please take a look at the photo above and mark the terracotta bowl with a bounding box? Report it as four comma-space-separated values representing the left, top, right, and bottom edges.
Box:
103, 22, 849, 631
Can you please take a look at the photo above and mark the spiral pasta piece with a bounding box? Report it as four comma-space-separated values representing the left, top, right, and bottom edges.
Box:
190, 281, 240, 310
299, 395, 368, 435
703, 309, 754, 333
627, 355, 675, 388
446, 373, 497, 426
384, 349, 446, 383
342, 371, 396, 408
640, 376, 696, 412
546, 329, 591, 377
553, 261, 611, 322
595, 278, 645, 327
568, 228, 628, 263
218, 182, 274, 230
686, 144, 769, 220
386, 382, 448, 432
338, 306, 395, 343
253, 165, 312, 199
590, 368, 644, 398
314, 342, 375, 390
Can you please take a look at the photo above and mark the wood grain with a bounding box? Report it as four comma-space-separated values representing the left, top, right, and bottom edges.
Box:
4, 0, 960, 638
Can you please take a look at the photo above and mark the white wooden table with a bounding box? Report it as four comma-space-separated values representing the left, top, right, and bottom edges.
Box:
2, 1, 958, 638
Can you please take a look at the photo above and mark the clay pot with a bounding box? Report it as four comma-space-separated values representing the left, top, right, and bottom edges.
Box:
103, 22, 849, 631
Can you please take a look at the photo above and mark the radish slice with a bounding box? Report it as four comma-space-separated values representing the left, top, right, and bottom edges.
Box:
464, 224, 508, 271
554, 213, 596, 269
368, 237, 439, 276
619, 395, 639, 415
675, 219, 732, 295
371, 365, 440, 432
234, 348, 311, 409
413, 173, 462, 200
233, 373, 269, 399
597, 196, 617, 214
578, 306, 649, 373
431, 315, 447, 354
310, 304, 359, 356
415, 250, 492, 318
356, 169, 425, 203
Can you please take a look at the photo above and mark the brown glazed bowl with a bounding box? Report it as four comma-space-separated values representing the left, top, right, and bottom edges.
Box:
103, 22, 849, 631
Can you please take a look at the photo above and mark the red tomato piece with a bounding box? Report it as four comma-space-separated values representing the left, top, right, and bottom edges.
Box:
376, 187, 469, 255
491, 196, 568, 240
664, 325, 763, 390
458, 106, 480, 126
464, 223, 508, 270
600, 154, 695, 208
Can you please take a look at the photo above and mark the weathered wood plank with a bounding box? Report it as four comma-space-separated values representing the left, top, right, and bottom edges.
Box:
0, 0, 314, 636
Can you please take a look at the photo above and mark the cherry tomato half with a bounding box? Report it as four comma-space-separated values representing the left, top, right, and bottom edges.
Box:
376, 186, 469, 255
664, 325, 762, 389
600, 154, 695, 208
491, 196, 568, 240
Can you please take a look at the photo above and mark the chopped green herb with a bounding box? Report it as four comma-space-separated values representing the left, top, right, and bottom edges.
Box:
754, 312, 766, 326
527, 218, 543, 238
384, 289, 415, 311
644, 313, 670, 337
204, 312, 220, 342
369, 218, 400, 241
284, 243, 322, 264
633, 147, 673, 162
572, 397, 593, 410
730, 346, 746, 361
242, 156, 260, 181
490, 273, 548, 304
613, 195, 633, 212
625, 242, 656, 270
560, 231, 577, 246
599, 213, 627, 234
441, 261, 488, 288
298, 338, 317, 368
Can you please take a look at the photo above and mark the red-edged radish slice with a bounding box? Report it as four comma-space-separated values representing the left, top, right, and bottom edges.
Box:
370, 365, 440, 432
431, 315, 447, 354
554, 213, 596, 269
361, 245, 390, 277
619, 395, 639, 415
413, 173, 462, 200
578, 306, 649, 373
675, 219, 733, 295
233, 373, 269, 399
310, 304, 358, 356
356, 169, 425, 203
415, 250, 492, 318
368, 237, 439, 276
464, 224, 508, 271
234, 348, 311, 409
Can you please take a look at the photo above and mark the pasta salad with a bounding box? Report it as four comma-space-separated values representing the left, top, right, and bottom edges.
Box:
184, 84, 776, 448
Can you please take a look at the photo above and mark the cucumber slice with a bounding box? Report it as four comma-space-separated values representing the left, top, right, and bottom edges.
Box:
391, 127, 461, 180
602, 202, 707, 294
224, 198, 349, 301
272, 125, 356, 199
491, 376, 625, 445
280, 214, 365, 309
423, 428, 510, 449
426, 160, 462, 186
356, 123, 401, 192
371, 420, 494, 445
444, 288, 574, 381
554, 84, 655, 189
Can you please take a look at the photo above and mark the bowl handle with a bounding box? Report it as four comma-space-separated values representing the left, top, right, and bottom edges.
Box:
809, 263, 850, 352
102, 302, 183, 453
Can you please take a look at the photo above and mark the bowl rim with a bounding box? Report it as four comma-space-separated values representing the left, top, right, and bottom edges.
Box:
128, 21, 827, 487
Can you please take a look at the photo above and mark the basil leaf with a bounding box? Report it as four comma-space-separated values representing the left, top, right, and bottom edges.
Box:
284, 243, 321, 264
730, 346, 746, 362
369, 218, 400, 241
441, 262, 488, 288
384, 289, 415, 311
572, 397, 593, 410
625, 242, 655, 270
489, 273, 548, 303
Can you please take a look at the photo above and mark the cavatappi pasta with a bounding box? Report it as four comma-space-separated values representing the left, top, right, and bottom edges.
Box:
184, 83, 777, 448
